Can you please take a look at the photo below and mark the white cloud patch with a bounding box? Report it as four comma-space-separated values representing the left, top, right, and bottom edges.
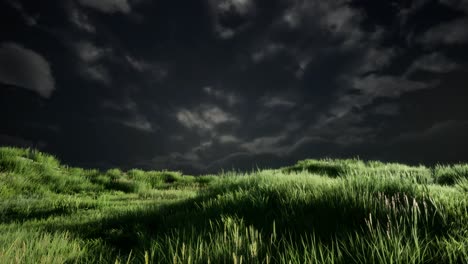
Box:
215, 27, 236, 40
176, 105, 239, 132
125, 55, 149, 72
0, 42, 55, 98
76, 41, 111, 63
261, 95, 296, 108
352, 74, 429, 99
121, 115, 153, 132
75, 43, 167, 85
282, 8, 301, 29
84, 65, 111, 85
406, 53, 459, 75
203, 86, 240, 106
75, 41, 113, 84
125, 55, 168, 81
240, 135, 287, 154
77, 0, 131, 14
70, 7, 96, 33
219, 135, 239, 144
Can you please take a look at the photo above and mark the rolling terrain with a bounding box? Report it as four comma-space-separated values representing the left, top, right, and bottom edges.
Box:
0, 147, 467, 263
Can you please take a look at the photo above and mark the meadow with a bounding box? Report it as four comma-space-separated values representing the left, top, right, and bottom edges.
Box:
0, 147, 467, 263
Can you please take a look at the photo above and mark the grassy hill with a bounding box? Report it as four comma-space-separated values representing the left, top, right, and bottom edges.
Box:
0, 147, 467, 263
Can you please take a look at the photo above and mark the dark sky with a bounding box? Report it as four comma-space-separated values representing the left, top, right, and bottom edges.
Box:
1, 0, 467, 174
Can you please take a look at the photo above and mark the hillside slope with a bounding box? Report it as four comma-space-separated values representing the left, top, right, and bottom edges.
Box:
0, 147, 467, 263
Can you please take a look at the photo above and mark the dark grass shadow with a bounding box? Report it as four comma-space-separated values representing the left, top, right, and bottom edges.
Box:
282, 163, 344, 177
0, 203, 100, 224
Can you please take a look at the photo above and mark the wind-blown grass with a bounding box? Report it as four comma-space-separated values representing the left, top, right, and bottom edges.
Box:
0, 147, 467, 263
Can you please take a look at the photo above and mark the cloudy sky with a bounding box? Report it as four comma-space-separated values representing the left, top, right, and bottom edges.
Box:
1, 0, 467, 174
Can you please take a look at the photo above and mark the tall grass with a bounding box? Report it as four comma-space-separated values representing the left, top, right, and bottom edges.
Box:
0, 147, 467, 263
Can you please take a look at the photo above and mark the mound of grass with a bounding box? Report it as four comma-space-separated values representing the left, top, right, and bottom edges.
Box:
0, 147, 210, 198
434, 164, 468, 185
283, 158, 433, 184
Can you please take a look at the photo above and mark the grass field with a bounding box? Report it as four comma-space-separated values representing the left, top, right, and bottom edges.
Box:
0, 147, 467, 263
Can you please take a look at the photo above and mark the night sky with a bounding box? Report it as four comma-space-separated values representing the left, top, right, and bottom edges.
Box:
1, 0, 467, 174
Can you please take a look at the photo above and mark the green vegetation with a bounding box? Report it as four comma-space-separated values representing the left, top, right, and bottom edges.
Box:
0, 147, 467, 263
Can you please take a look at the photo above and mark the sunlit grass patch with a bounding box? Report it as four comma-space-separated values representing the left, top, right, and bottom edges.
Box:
0, 230, 89, 264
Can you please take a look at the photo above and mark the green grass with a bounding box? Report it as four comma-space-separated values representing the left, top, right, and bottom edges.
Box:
0, 147, 467, 263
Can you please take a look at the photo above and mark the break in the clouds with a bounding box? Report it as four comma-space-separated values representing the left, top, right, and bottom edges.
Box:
0, 42, 55, 98
1, 0, 468, 173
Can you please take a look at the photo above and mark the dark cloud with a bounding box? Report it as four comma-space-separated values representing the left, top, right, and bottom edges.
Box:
439, 0, 468, 14
5, 0, 38, 26
419, 18, 468, 45
0, 42, 55, 98
0, 134, 38, 148
383, 120, 468, 164
372, 103, 400, 116
101, 99, 155, 132
394, 119, 468, 143
76, 0, 131, 14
